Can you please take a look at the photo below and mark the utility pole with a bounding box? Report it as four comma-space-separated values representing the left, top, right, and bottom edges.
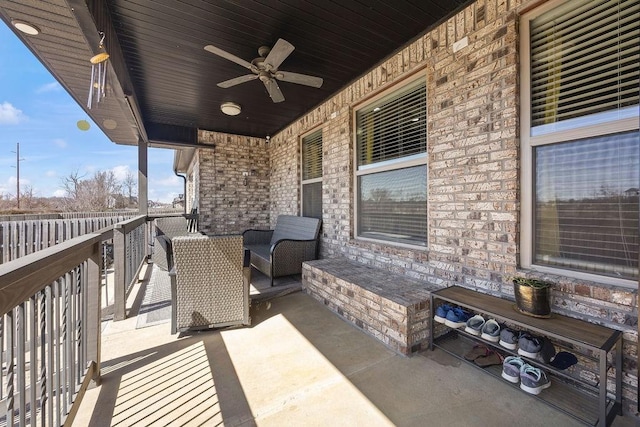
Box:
12, 143, 25, 209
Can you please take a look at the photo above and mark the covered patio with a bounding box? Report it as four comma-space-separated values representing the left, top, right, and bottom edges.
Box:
75, 263, 598, 427
1, 0, 638, 425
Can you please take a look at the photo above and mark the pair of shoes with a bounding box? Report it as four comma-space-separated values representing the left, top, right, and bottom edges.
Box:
501, 331, 557, 363
464, 315, 500, 342
501, 356, 551, 395
434, 304, 472, 329
464, 344, 491, 361
444, 307, 472, 329
464, 344, 503, 367
475, 350, 503, 367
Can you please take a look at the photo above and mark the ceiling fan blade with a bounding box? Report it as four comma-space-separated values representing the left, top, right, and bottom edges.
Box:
275, 71, 323, 88
263, 78, 285, 103
217, 74, 258, 88
204, 44, 257, 72
264, 38, 294, 71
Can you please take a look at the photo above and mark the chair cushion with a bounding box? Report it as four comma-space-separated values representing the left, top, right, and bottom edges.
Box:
245, 244, 271, 261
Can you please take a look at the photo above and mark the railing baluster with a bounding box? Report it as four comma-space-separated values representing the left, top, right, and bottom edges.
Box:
39, 289, 47, 427
29, 295, 37, 427
45, 286, 53, 427
69, 269, 76, 394
54, 280, 61, 427
17, 303, 26, 426
1, 315, 4, 401
62, 274, 69, 414
6, 309, 15, 427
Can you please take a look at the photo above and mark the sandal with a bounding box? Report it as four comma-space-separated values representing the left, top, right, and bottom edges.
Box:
463, 344, 491, 361
474, 350, 504, 367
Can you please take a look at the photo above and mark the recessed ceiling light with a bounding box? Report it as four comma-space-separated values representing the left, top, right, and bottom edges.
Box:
12, 20, 40, 35
221, 102, 241, 116
103, 119, 118, 130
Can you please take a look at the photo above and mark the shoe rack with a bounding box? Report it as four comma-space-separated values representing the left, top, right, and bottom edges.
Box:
430, 286, 622, 427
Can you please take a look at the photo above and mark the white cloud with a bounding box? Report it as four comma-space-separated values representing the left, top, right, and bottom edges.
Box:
52, 189, 66, 197
111, 165, 132, 181
35, 82, 62, 94
53, 138, 67, 148
0, 102, 26, 124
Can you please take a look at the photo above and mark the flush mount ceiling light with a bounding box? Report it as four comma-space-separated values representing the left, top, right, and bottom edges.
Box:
103, 119, 117, 130
221, 102, 241, 116
12, 20, 40, 35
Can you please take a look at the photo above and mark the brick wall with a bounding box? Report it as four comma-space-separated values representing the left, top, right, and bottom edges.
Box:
196, 130, 271, 234
190, 0, 638, 414
265, 0, 638, 414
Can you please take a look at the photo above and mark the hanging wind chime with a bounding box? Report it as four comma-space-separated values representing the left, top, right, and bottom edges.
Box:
87, 32, 110, 109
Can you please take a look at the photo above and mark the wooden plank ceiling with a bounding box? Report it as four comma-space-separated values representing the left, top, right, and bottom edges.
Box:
1, 0, 473, 147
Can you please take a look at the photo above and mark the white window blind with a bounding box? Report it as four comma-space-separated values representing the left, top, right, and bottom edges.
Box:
358, 166, 427, 246
302, 130, 322, 181
356, 81, 426, 168
534, 131, 639, 280
355, 77, 427, 247
302, 130, 322, 219
530, 0, 640, 129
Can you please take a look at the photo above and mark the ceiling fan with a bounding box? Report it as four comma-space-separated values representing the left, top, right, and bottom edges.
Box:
204, 38, 323, 103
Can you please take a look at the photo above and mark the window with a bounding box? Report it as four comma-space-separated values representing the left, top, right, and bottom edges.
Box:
301, 129, 322, 219
521, 0, 639, 283
355, 77, 427, 247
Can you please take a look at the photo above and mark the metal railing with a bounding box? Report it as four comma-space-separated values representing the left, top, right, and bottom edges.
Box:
0, 214, 156, 426
113, 216, 148, 321
0, 233, 104, 426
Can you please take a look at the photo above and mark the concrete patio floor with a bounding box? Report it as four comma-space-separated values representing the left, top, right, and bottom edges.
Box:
75, 266, 636, 426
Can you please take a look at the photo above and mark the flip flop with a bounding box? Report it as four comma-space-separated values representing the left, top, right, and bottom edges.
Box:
464, 344, 491, 361
475, 351, 504, 367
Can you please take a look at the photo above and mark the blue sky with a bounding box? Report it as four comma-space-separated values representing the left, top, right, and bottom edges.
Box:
0, 24, 182, 204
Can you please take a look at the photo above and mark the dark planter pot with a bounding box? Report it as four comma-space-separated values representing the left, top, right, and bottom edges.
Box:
513, 281, 551, 318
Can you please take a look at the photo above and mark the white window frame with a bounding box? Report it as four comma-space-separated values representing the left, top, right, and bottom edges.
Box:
300, 127, 323, 219
519, 0, 639, 288
353, 73, 428, 249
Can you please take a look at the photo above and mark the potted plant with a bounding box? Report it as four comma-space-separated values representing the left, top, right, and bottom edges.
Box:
512, 276, 553, 318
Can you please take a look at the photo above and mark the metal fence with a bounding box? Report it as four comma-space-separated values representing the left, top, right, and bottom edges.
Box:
0, 215, 134, 264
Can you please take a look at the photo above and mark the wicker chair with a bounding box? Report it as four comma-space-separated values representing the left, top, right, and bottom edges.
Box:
243, 215, 322, 286
152, 217, 198, 271
169, 234, 250, 333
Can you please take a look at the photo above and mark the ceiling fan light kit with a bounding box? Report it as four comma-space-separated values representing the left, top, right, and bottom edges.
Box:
221, 102, 241, 116
204, 38, 323, 103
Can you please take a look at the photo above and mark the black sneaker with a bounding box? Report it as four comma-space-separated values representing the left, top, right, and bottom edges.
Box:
538, 337, 556, 363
